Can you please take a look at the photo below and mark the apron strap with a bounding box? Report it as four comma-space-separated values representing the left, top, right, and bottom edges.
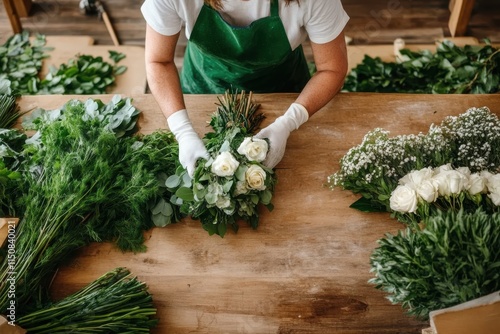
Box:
270, 0, 279, 17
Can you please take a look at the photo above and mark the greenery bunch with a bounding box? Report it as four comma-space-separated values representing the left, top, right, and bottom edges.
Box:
0, 96, 178, 319
370, 208, 500, 320
0, 31, 49, 95
0, 31, 127, 96
343, 40, 500, 94
0, 94, 23, 128
17, 268, 158, 333
0, 129, 26, 217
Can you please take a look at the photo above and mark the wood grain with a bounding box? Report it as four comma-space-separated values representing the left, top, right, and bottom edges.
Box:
15, 92, 500, 333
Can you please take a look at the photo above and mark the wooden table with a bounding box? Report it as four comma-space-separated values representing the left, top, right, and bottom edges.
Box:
16, 92, 500, 334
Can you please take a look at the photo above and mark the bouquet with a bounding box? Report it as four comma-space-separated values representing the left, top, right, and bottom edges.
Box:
327, 106, 500, 216
165, 90, 277, 237
328, 105, 500, 320
389, 164, 500, 224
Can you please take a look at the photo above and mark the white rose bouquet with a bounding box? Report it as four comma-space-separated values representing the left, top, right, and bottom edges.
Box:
389, 164, 500, 223
328, 106, 500, 215
166, 90, 277, 237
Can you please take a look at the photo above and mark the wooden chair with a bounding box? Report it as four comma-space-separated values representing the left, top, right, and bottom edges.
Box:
449, 0, 476, 37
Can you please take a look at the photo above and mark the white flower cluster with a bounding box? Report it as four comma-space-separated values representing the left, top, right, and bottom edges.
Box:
328, 128, 448, 187
207, 137, 269, 211
390, 163, 500, 213
440, 106, 500, 171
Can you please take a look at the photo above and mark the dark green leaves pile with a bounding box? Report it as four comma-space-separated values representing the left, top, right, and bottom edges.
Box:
0, 129, 26, 216
370, 208, 500, 320
17, 267, 158, 333
33, 51, 127, 95
343, 40, 500, 94
0, 96, 178, 321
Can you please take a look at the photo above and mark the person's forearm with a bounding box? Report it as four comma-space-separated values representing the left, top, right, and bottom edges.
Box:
295, 68, 346, 117
146, 60, 186, 119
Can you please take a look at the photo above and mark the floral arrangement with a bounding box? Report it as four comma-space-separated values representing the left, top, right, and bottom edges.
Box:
389, 164, 500, 223
328, 105, 500, 320
164, 90, 277, 237
327, 106, 500, 214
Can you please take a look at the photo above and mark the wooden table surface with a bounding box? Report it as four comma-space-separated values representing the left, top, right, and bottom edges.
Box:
17, 92, 500, 334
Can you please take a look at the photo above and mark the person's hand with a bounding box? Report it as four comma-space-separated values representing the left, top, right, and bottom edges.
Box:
167, 109, 209, 177
254, 103, 309, 168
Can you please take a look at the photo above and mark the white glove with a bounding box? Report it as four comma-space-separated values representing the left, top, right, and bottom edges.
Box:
254, 103, 309, 168
167, 109, 209, 177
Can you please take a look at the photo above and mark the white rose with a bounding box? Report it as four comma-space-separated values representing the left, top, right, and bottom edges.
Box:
211, 151, 240, 177
400, 168, 433, 186
233, 180, 249, 196
480, 170, 494, 180
448, 170, 468, 194
433, 170, 467, 196
467, 173, 487, 195
215, 195, 231, 209
415, 179, 438, 203
245, 165, 267, 191
486, 174, 500, 206
434, 163, 453, 175
237, 137, 268, 162
390, 185, 418, 213
456, 167, 471, 177
489, 192, 500, 206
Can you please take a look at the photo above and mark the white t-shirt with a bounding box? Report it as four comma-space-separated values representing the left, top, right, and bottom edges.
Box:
141, 0, 349, 50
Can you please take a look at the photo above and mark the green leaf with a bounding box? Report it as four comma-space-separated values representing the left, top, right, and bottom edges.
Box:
175, 187, 194, 202
165, 174, 181, 188
349, 197, 386, 212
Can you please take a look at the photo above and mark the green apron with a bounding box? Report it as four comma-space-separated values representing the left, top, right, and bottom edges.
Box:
181, 0, 311, 94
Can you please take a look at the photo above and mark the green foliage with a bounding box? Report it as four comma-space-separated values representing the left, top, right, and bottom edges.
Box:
343, 40, 500, 94
0, 129, 27, 216
0, 31, 127, 95
0, 94, 23, 128
210, 89, 264, 134
0, 97, 178, 315
34, 52, 127, 95
18, 267, 158, 333
369, 208, 500, 320
0, 31, 50, 95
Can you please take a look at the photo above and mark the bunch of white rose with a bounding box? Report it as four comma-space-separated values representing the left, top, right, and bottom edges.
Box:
208, 137, 270, 212
390, 163, 500, 214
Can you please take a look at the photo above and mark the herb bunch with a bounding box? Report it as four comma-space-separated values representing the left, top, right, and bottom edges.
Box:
0, 129, 26, 216
343, 40, 500, 94
0, 94, 23, 128
166, 90, 277, 237
0, 96, 178, 315
370, 208, 500, 320
17, 267, 158, 333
